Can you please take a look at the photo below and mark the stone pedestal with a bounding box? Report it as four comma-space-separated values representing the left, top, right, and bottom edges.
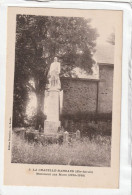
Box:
44, 89, 63, 135
44, 120, 61, 135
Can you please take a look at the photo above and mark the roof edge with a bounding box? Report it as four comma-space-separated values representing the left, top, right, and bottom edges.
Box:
98, 63, 114, 67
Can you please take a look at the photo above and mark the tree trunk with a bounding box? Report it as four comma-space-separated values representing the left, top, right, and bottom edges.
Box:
35, 90, 45, 130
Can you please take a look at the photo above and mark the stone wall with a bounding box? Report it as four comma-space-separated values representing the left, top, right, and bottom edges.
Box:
61, 78, 98, 115
98, 64, 114, 114
61, 64, 114, 117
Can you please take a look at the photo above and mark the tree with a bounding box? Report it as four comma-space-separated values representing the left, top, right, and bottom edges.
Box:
107, 32, 115, 45
14, 15, 99, 129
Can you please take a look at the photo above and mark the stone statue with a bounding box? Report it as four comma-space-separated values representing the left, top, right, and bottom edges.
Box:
49, 57, 61, 89
44, 57, 62, 135
92, 62, 99, 79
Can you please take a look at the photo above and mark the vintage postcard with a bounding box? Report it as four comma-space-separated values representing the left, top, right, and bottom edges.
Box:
4, 7, 122, 188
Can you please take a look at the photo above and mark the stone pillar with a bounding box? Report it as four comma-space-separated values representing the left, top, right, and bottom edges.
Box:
44, 89, 62, 135
63, 131, 69, 143
76, 130, 81, 140
44, 57, 63, 136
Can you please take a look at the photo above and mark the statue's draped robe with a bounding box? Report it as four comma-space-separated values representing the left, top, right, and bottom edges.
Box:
49, 61, 61, 89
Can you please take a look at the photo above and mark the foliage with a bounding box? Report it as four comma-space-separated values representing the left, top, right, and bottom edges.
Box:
14, 15, 99, 128
13, 76, 28, 127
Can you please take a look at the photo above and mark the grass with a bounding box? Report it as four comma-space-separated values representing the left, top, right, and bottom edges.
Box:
11, 132, 111, 167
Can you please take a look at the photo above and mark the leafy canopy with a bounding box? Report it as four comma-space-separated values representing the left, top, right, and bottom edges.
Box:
16, 15, 99, 82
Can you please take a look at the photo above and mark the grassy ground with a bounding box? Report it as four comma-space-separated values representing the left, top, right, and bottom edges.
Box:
11, 132, 111, 167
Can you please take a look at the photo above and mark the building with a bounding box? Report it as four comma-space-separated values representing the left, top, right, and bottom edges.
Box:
61, 44, 114, 117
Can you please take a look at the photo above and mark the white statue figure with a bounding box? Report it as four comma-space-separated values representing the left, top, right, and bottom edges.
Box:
49, 57, 61, 89
92, 62, 99, 79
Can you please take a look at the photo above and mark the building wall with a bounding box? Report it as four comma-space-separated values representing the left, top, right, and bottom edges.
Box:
98, 64, 114, 114
61, 78, 98, 115
61, 64, 114, 116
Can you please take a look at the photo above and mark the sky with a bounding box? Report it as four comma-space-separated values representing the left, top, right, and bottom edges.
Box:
85, 11, 115, 46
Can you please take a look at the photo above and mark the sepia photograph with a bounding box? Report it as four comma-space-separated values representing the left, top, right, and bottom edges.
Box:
4, 7, 122, 188
11, 13, 114, 167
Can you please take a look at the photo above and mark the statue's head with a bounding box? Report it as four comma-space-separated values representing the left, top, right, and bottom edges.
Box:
54, 57, 58, 62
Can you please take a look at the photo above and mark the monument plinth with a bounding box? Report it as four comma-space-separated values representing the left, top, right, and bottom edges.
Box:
44, 57, 62, 135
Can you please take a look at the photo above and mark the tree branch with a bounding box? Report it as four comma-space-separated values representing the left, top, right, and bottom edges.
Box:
26, 82, 36, 93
